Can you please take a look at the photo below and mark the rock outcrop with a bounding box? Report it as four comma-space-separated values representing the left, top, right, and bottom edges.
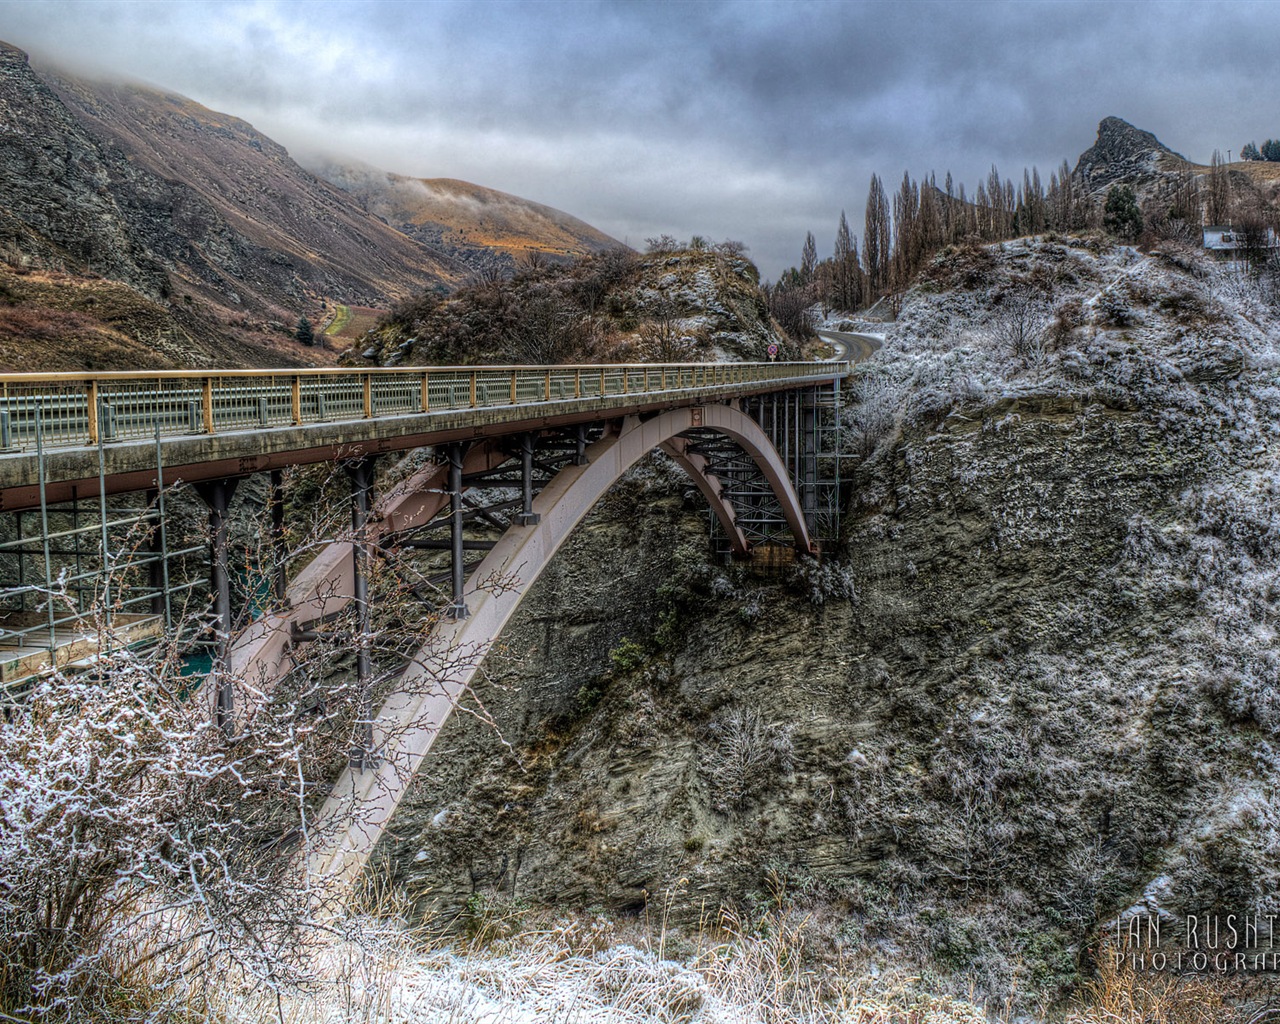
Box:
1072, 116, 1186, 194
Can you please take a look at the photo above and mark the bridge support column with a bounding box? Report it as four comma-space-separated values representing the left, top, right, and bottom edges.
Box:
195, 478, 240, 736
801, 389, 817, 532
146, 488, 165, 618
447, 444, 469, 619
516, 434, 541, 527
270, 469, 288, 607
346, 457, 377, 769
573, 424, 590, 466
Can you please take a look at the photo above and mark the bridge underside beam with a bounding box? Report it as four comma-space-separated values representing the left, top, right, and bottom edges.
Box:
659, 438, 750, 556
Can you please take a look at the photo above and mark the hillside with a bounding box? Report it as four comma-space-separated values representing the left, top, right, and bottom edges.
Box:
356, 241, 791, 368
372, 235, 1280, 1015
1072, 116, 1280, 231
1, 43, 312, 367
39, 67, 469, 307
0, 41, 624, 371
313, 160, 624, 275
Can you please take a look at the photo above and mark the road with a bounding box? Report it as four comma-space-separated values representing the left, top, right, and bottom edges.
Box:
817, 329, 883, 363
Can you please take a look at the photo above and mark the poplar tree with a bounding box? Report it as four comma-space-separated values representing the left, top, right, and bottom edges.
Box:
1208, 149, 1230, 225
833, 211, 861, 311
863, 174, 891, 298
800, 231, 818, 283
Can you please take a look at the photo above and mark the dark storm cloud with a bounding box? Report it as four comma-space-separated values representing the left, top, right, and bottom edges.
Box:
0, 0, 1275, 276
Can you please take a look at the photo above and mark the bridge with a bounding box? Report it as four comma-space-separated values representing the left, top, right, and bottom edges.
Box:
0, 358, 853, 887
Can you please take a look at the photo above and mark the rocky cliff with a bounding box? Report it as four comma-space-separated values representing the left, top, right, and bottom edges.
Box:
369, 235, 1280, 1013
1072, 115, 1188, 193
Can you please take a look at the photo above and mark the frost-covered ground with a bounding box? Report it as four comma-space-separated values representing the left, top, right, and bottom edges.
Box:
831, 237, 1276, 451
222, 916, 987, 1024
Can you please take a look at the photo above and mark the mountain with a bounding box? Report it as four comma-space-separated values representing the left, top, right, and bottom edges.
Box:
312, 160, 624, 275
1071, 115, 1190, 194
1071, 115, 1280, 231
0, 41, 622, 370
39, 68, 470, 307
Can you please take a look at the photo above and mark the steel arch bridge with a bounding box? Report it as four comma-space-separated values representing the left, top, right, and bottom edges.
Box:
0, 358, 857, 887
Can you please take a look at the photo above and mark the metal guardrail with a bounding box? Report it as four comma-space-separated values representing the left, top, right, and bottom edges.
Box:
0, 362, 848, 453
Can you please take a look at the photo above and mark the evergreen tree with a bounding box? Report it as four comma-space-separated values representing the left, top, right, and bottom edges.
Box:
1241, 141, 1262, 161
1262, 139, 1280, 162
295, 316, 315, 346
1102, 184, 1143, 241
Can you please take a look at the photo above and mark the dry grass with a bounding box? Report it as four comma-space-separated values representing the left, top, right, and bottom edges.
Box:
0, 267, 181, 370
40, 888, 1280, 1023
1063, 944, 1279, 1024
323, 304, 384, 341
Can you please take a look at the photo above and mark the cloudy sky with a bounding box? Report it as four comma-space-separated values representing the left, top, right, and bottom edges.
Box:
0, 0, 1274, 277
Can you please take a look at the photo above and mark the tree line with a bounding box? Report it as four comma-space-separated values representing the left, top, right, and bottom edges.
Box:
766, 160, 1101, 336
1240, 140, 1280, 162
767, 141, 1280, 339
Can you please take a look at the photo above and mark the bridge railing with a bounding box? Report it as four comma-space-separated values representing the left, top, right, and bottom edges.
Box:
0, 362, 847, 452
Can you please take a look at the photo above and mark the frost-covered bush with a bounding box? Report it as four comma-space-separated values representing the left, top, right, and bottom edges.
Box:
845, 370, 901, 457
787, 555, 858, 606
1093, 289, 1136, 328
700, 707, 793, 813
0, 647, 320, 1019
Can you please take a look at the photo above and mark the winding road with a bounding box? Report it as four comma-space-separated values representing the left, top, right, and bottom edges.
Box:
817, 329, 883, 363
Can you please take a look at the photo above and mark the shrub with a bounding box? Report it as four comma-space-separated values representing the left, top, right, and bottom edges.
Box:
0, 652, 315, 1018
609, 637, 647, 674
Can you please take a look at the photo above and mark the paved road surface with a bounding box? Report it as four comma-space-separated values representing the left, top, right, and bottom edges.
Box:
817, 329, 883, 363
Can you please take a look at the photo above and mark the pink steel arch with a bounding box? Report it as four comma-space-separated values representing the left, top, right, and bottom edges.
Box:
306, 403, 812, 888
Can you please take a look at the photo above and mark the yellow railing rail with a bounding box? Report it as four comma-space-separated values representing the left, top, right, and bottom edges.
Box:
0, 361, 848, 452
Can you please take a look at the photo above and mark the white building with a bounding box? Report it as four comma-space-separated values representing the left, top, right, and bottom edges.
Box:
1204, 225, 1280, 250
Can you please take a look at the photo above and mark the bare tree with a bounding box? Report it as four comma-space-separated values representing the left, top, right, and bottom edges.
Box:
635, 298, 703, 361
988, 283, 1053, 366
1208, 149, 1231, 227
765, 281, 815, 343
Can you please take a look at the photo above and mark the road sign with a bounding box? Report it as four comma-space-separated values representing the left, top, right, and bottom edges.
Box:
767, 343, 779, 361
